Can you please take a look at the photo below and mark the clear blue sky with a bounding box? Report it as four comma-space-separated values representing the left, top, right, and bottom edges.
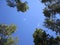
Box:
0, 0, 56, 45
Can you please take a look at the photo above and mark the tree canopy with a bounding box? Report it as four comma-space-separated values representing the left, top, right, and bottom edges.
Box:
6, 0, 29, 12
33, 28, 60, 45
33, 0, 60, 45
0, 24, 17, 45
41, 0, 60, 34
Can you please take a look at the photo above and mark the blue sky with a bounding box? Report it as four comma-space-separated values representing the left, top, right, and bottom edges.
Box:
0, 0, 57, 45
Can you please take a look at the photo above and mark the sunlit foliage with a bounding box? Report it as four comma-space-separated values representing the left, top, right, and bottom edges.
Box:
0, 24, 17, 45
41, 0, 60, 34
33, 0, 60, 45
33, 28, 60, 45
6, 0, 29, 12
44, 18, 60, 34
41, 0, 60, 17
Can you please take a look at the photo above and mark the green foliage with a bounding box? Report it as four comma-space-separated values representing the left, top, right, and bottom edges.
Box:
6, 0, 16, 7
43, 8, 51, 18
33, 28, 60, 45
4, 37, 18, 45
0, 24, 16, 36
41, 0, 60, 34
6, 0, 29, 12
16, 1, 29, 12
41, 0, 48, 3
33, 28, 43, 38
41, 0, 60, 18
0, 24, 17, 45
33, 0, 60, 45
44, 18, 60, 34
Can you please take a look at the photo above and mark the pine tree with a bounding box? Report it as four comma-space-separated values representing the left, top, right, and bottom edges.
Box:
33, 28, 60, 45
33, 0, 60, 45
42, 0, 60, 34
0, 24, 17, 45
6, 0, 29, 12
